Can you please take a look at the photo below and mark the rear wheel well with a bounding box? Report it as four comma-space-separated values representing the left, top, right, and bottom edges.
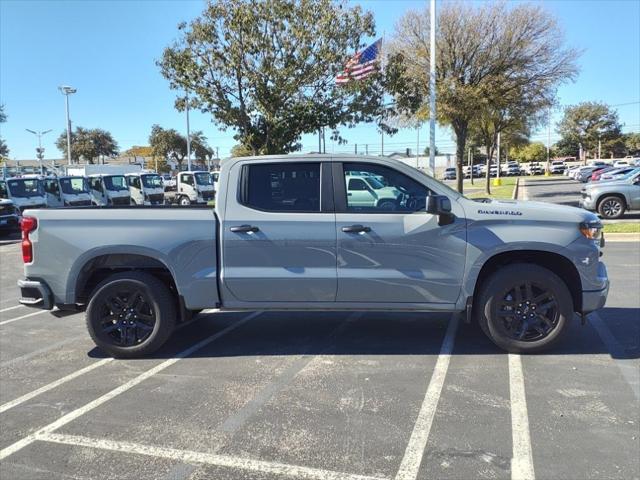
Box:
76, 254, 178, 308
473, 250, 582, 313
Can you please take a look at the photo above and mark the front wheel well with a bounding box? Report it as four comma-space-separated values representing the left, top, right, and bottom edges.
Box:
473, 250, 582, 313
596, 193, 627, 210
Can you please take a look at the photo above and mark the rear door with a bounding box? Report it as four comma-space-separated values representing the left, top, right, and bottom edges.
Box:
333, 161, 467, 305
221, 161, 336, 303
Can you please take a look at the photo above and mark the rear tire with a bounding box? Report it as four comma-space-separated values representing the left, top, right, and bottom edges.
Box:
475, 264, 573, 353
86, 271, 176, 358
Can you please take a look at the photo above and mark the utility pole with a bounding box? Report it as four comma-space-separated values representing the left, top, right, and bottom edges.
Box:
318, 129, 322, 153
58, 86, 77, 165
598, 137, 602, 159
365, 144, 368, 155
468, 147, 473, 185
381, 131, 384, 156
428, 0, 436, 176
495, 132, 502, 185
26, 129, 52, 175
322, 127, 326, 154
185, 92, 192, 171
355, 144, 358, 155
416, 125, 420, 169
546, 108, 551, 175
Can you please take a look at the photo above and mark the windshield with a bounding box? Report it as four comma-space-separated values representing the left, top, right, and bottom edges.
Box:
365, 176, 385, 189
194, 172, 213, 186
7, 178, 44, 198
103, 175, 128, 191
60, 177, 89, 195
141, 174, 163, 188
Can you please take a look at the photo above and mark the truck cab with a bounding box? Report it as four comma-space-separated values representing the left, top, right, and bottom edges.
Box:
88, 174, 131, 206
43, 176, 91, 207
125, 173, 165, 205
0, 177, 47, 212
172, 171, 215, 205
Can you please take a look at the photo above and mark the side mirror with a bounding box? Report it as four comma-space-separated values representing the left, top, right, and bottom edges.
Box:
426, 195, 452, 215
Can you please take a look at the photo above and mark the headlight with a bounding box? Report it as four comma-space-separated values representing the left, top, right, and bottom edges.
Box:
579, 221, 602, 240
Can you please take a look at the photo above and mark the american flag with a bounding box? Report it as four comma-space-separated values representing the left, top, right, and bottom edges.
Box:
335, 39, 382, 85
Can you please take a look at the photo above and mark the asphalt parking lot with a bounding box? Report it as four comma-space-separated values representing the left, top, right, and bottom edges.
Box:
1, 235, 639, 479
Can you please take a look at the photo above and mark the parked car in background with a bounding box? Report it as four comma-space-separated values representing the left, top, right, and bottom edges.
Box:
126, 173, 165, 205
18, 154, 608, 358
164, 171, 215, 205
565, 165, 581, 177
443, 167, 456, 180
613, 160, 630, 168
43, 176, 91, 207
580, 168, 640, 219
463, 165, 481, 178
0, 177, 47, 211
597, 166, 638, 182
526, 162, 544, 175
578, 166, 607, 183
88, 174, 131, 206
345, 174, 405, 211
0, 198, 21, 235
504, 162, 522, 176
550, 160, 566, 174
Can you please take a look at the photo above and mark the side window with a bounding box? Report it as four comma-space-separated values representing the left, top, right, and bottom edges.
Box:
90, 178, 101, 191
45, 180, 59, 195
342, 162, 431, 213
128, 177, 140, 189
182, 174, 194, 186
241, 162, 320, 212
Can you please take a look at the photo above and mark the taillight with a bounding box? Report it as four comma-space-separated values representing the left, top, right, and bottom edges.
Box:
20, 216, 37, 263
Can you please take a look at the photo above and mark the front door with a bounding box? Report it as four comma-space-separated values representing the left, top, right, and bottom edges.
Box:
221, 161, 336, 303
334, 161, 467, 305
44, 179, 63, 207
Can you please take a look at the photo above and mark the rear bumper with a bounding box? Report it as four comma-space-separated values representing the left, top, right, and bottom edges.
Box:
18, 279, 53, 310
581, 262, 609, 314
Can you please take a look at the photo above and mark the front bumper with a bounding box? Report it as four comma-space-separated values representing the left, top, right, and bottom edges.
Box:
579, 195, 596, 211
18, 279, 53, 310
581, 261, 609, 313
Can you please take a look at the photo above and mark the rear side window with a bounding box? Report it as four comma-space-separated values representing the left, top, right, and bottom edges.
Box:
240, 162, 320, 212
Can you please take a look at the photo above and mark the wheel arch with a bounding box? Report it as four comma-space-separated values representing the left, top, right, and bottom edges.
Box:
472, 250, 582, 313
595, 192, 627, 210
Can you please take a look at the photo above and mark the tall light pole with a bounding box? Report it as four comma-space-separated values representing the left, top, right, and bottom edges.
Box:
25, 129, 52, 174
58, 85, 77, 165
185, 92, 192, 171
428, 0, 436, 177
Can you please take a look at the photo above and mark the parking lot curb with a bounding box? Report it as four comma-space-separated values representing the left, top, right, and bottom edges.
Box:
604, 233, 640, 242
512, 177, 520, 200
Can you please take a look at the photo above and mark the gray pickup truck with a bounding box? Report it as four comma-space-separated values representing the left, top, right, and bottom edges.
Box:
18, 154, 609, 358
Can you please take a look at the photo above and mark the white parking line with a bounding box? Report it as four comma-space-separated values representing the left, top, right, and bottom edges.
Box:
0, 305, 24, 313
0, 311, 261, 461
508, 354, 535, 480
0, 310, 48, 326
395, 315, 459, 480
38, 433, 387, 480
0, 358, 113, 414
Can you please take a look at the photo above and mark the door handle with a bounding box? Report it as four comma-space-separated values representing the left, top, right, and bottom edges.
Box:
341, 224, 371, 233
230, 224, 260, 233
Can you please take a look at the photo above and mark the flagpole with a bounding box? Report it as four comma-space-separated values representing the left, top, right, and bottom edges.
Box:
429, 0, 436, 176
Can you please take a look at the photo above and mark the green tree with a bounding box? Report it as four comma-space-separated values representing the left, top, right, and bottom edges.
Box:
158, 0, 386, 155
230, 143, 253, 158
0, 105, 8, 158
623, 132, 640, 156
387, 1, 578, 193
510, 142, 547, 163
149, 125, 187, 169
556, 102, 622, 160
190, 131, 215, 164
55, 127, 119, 164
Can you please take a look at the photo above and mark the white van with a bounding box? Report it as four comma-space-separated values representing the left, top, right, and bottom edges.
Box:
0, 177, 47, 212
126, 173, 165, 205
43, 176, 91, 207
88, 174, 131, 206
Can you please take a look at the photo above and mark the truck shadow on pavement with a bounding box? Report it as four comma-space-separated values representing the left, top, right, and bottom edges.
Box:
87, 307, 639, 361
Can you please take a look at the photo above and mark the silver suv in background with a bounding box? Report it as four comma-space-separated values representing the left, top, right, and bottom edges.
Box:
580, 168, 640, 219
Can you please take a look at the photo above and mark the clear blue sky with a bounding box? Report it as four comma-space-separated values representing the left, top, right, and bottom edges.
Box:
1, 0, 639, 160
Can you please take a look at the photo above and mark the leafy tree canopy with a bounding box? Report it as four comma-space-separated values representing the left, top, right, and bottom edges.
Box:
55, 127, 119, 164
190, 131, 215, 161
158, 0, 387, 155
149, 125, 187, 167
387, 1, 578, 192
510, 142, 547, 163
556, 102, 622, 158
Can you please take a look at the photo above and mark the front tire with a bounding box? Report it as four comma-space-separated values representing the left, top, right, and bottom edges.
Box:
475, 264, 573, 353
86, 271, 176, 358
598, 195, 625, 219
179, 196, 191, 206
